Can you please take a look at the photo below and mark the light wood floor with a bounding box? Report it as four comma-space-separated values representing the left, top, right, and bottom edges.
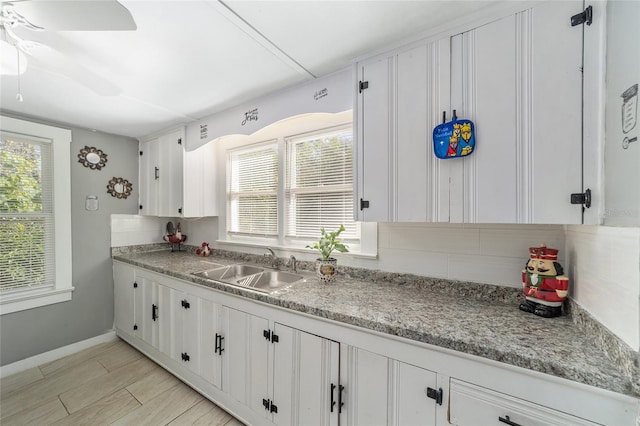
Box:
0, 339, 244, 426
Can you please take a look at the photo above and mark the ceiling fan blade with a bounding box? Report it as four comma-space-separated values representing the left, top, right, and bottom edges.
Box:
11, 0, 137, 31
28, 44, 121, 96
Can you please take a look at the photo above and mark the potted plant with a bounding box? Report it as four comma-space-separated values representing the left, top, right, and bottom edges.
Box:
306, 225, 349, 282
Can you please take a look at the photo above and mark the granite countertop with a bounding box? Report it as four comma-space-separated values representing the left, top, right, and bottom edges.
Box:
113, 247, 638, 398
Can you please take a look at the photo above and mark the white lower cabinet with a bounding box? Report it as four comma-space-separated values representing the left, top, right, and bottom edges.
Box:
112, 261, 638, 426
448, 379, 597, 426
171, 289, 200, 374
271, 324, 340, 426
199, 298, 224, 389
342, 346, 439, 426
136, 271, 172, 354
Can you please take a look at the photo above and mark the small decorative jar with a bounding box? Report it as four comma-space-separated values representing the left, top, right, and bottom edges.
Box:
316, 258, 338, 283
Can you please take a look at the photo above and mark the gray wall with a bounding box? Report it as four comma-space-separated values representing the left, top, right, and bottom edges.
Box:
0, 113, 138, 366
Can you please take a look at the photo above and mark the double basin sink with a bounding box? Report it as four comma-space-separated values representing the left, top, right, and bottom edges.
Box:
192, 264, 306, 294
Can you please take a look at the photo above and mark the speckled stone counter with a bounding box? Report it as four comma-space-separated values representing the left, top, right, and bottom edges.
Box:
112, 247, 638, 398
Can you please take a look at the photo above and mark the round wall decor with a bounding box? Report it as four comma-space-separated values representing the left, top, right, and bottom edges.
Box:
106, 177, 132, 199
78, 146, 108, 170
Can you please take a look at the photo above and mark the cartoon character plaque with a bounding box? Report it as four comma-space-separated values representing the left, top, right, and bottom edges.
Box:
433, 115, 475, 159
519, 244, 568, 318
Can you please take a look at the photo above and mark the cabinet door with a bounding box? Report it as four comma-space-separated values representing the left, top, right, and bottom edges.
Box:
342, 346, 390, 426
450, 2, 583, 224
396, 40, 450, 222
137, 275, 172, 353
392, 362, 438, 426
183, 141, 218, 217
224, 307, 270, 419
138, 138, 159, 216
200, 298, 223, 389
356, 55, 393, 222
157, 129, 184, 217
171, 289, 200, 374
113, 262, 136, 337
272, 324, 340, 426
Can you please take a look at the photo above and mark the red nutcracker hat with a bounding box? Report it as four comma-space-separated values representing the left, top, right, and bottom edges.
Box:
528, 244, 558, 260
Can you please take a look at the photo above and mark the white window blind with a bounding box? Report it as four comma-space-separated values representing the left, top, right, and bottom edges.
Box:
227, 142, 278, 236
0, 133, 55, 292
286, 128, 359, 240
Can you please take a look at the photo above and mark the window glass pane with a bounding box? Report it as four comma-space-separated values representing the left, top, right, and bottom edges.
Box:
227, 142, 278, 236
286, 128, 359, 240
0, 134, 54, 291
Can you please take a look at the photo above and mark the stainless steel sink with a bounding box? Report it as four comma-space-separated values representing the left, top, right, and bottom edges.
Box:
193, 264, 305, 293
193, 264, 264, 282
236, 270, 304, 292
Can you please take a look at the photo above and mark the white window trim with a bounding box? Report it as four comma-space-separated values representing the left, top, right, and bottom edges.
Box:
217, 112, 378, 259
0, 116, 73, 315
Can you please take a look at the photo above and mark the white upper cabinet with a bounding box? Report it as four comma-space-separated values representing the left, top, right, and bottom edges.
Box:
139, 128, 184, 217
355, 1, 599, 224
355, 37, 450, 223
139, 127, 218, 218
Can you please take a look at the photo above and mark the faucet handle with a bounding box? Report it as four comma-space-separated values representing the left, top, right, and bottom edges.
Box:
287, 255, 297, 273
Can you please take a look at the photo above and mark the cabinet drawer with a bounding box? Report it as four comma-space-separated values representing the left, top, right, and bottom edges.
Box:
448, 379, 597, 426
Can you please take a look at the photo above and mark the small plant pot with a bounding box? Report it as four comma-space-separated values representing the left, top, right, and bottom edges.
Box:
316, 258, 338, 282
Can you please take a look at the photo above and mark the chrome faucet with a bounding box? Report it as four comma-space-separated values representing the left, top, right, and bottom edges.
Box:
264, 247, 279, 269
286, 255, 297, 273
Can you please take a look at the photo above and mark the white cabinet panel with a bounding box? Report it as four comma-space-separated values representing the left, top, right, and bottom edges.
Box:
113, 262, 136, 338
394, 362, 438, 426
171, 289, 200, 374
357, 55, 393, 222
137, 274, 172, 354
224, 307, 270, 419
449, 379, 597, 426
199, 298, 223, 389
139, 128, 184, 217
272, 324, 340, 426
343, 346, 390, 426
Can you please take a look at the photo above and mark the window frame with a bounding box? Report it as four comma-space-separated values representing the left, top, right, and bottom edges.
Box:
220, 115, 377, 258
0, 116, 73, 315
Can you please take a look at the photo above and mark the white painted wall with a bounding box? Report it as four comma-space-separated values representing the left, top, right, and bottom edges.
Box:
565, 226, 640, 351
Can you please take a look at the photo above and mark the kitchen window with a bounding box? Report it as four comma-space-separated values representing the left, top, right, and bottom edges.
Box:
0, 116, 73, 315
224, 117, 373, 255
285, 126, 358, 241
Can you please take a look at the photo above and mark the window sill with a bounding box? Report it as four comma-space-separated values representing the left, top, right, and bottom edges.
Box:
0, 287, 74, 315
215, 239, 378, 260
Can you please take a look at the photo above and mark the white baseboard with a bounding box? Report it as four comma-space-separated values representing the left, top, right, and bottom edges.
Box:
0, 330, 118, 378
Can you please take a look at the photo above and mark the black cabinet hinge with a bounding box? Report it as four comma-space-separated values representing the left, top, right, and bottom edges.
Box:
570, 188, 591, 208
360, 198, 370, 210
133, 281, 138, 288
359, 80, 369, 93
133, 324, 138, 331
178, 207, 182, 214
571, 5, 592, 26
263, 329, 279, 343
139, 150, 143, 156
139, 205, 143, 210
178, 138, 182, 145
425, 387, 443, 406
181, 352, 190, 362
181, 299, 190, 309
262, 398, 277, 413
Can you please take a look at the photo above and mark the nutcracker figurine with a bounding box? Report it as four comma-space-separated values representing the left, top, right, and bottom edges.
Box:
519, 244, 568, 318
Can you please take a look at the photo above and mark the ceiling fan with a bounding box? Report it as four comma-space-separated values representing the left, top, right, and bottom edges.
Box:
0, 0, 137, 98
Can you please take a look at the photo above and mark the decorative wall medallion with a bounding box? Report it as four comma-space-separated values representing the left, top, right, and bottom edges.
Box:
78, 146, 108, 170
106, 177, 132, 199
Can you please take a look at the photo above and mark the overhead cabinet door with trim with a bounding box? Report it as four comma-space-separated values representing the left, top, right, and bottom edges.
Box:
355, 1, 595, 224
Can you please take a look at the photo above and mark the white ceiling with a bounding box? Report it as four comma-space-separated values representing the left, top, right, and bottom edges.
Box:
0, 0, 498, 139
